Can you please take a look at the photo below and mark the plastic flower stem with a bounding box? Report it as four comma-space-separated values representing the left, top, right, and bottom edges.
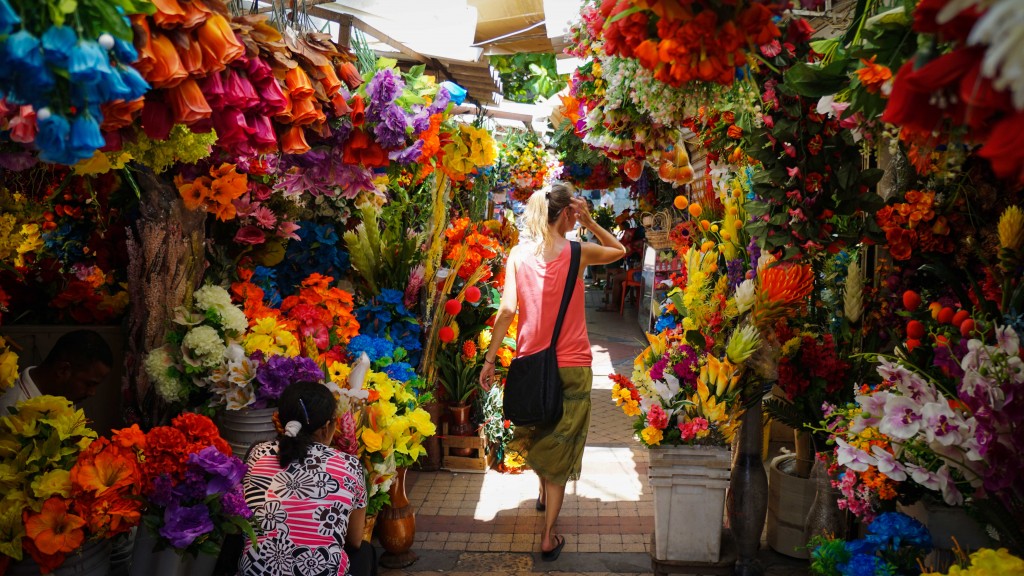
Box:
751, 54, 781, 76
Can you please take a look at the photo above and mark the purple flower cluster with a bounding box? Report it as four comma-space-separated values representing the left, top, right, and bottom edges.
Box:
161, 503, 214, 549
256, 355, 325, 404
672, 344, 700, 387
373, 103, 410, 149
725, 258, 745, 289
366, 68, 404, 113
190, 446, 247, 495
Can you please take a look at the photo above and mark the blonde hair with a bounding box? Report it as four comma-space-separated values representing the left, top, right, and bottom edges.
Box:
523, 182, 574, 254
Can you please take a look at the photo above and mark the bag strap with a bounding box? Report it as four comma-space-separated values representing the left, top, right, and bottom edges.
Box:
550, 241, 581, 346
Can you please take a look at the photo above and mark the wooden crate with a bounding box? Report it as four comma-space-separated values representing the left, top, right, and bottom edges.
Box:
441, 424, 492, 473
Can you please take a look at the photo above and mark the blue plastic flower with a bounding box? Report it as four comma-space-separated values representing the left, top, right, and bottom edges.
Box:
97, 66, 132, 101
69, 40, 113, 85
69, 114, 106, 159
378, 289, 405, 306
383, 362, 415, 383
41, 25, 77, 67
837, 554, 896, 576
35, 112, 72, 163
865, 512, 931, 551
0, 0, 17, 34
441, 81, 466, 106
112, 37, 138, 63
118, 64, 150, 99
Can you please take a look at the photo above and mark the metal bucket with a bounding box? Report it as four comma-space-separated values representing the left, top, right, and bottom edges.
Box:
8, 538, 111, 576
217, 407, 278, 459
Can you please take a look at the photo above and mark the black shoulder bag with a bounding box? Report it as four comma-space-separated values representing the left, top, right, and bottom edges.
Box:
503, 241, 581, 427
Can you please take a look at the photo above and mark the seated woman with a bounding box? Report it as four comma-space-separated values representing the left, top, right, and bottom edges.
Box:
240, 381, 372, 576
596, 228, 645, 312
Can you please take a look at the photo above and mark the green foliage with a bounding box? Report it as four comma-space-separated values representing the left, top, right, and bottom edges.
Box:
435, 346, 479, 404
489, 53, 567, 104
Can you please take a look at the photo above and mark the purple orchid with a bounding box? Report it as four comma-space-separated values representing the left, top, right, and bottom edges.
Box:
879, 395, 923, 440
835, 438, 875, 472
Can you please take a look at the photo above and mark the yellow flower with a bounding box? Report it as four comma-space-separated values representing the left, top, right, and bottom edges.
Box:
361, 428, 383, 452
407, 408, 436, 437
641, 426, 664, 445
244, 317, 299, 357
30, 469, 71, 500
477, 330, 492, 352
328, 361, 351, 385
998, 205, 1024, 251
16, 223, 43, 266
922, 547, 1024, 575
0, 341, 17, 392
0, 500, 26, 561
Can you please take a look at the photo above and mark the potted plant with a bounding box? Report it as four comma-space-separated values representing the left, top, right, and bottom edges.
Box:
435, 340, 481, 455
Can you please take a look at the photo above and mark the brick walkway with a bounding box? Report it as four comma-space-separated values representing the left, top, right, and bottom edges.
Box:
380, 284, 811, 575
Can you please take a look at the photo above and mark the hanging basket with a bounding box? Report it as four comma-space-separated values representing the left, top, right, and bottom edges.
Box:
643, 211, 675, 250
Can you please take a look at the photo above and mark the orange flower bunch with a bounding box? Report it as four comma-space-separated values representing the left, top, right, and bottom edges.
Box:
142, 413, 232, 489
601, 0, 784, 87
855, 56, 893, 95
174, 163, 248, 220
231, 268, 283, 325
443, 218, 504, 283
279, 274, 360, 363
874, 189, 954, 261
67, 428, 147, 539
751, 263, 813, 329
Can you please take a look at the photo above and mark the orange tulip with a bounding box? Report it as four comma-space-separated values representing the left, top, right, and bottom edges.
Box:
166, 78, 212, 125
337, 61, 362, 89
316, 63, 343, 97
331, 92, 352, 115
289, 96, 320, 126
175, 34, 203, 76
25, 498, 86, 556
179, 0, 212, 29
151, 0, 186, 29
285, 66, 315, 99
350, 93, 365, 126
100, 98, 145, 131
281, 125, 311, 155
145, 32, 189, 88
196, 13, 245, 74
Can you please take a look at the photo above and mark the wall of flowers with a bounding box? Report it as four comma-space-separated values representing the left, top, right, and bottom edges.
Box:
0, 0, 519, 570
568, 0, 1023, 570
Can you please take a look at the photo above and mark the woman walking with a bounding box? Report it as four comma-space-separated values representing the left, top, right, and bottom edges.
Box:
479, 182, 626, 561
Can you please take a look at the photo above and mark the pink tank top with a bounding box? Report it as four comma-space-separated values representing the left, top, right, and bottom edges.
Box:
515, 242, 592, 367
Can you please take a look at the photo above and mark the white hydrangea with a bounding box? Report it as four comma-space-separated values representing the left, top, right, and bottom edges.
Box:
182, 325, 227, 368
144, 346, 182, 401
217, 305, 249, 337
193, 284, 234, 312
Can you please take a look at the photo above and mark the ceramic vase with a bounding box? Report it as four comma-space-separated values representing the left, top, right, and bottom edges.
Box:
377, 467, 418, 568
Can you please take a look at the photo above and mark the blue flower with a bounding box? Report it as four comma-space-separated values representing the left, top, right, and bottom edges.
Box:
347, 335, 395, 364
41, 25, 77, 67
118, 64, 150, 100
35, 112, 72, 164
0, 0, 19, 35
383, 362, 415, 383
97, 66, 132, 101
837, 554, 896, 576
865, 512, 931, 551
69, 40, 113, 86
313, 223, 338, 245
440, 81, 466, 106
69, 114, 106, 159
112, 37, 138, 63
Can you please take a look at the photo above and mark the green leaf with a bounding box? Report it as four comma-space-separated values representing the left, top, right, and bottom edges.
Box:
810, 38, 839, 55
376, 57, 398, 70
783, 62, 850, 98
606, 5, 643, 24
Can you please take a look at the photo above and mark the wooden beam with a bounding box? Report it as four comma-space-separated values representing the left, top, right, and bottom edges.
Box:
306, 7, 427, 64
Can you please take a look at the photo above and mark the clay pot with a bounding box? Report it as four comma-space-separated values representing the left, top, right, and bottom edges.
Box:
447, 402, 474, 457
377, 467, 418, 568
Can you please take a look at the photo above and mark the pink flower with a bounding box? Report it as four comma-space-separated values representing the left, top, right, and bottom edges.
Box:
879, 395, 923, 440
760, 40, 782, 58
233, 195, 255, 218
234, 225, 266, 245
251, 206, 277, 229
835, 438, 875, 472
9, 105, 37, 144
786, 166, 800, 179
678, 417, 709, 441
276, 221, 301, 241
647, 404, 668, 430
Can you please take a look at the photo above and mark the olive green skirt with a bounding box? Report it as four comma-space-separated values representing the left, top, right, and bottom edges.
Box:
507, 366, 593, 486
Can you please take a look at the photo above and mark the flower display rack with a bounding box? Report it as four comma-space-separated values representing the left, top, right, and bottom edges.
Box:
440, 423, 491, 474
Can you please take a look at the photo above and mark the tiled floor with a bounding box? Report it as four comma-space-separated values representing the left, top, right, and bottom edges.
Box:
379, 284, 810, 575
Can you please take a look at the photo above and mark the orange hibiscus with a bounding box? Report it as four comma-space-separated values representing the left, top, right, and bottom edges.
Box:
175, 174, 211, 211
856, 56, 893, 95
71, 438, 141, 497
24, 498, 87, 556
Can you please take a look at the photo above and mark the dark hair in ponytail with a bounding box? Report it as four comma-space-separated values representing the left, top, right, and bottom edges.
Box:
276, 381, 337, 469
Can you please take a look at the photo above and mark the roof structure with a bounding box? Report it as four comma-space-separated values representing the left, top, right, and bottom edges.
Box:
253, 0, 576, 130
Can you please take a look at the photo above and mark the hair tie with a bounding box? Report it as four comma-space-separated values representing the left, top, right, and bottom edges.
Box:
284, 420, 302, 437
545, 191, 551, 199
298, 398, 310, 425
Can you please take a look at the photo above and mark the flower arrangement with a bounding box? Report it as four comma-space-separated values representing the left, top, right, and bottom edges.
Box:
0, 0, 153, 164
138, 413, 254, 555
278, 273, 360, 364
493, 131, 560, 202
174, 163, 248, 221
353, 370, 436, 515
0, 395, 145, 573
0, 336, 17, 392
144, 283, 249, 406
874, 189, 955, 261
809, 512, 931, 576
352, 287, 423, 370
597, 0, 784, 87
435, 337, 481, 405
441, 122, 498, 182
480, 384, 524, 473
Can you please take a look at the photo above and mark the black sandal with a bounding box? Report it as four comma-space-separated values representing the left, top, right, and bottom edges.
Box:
541, 535, 565, 562
535, 498, 546, 512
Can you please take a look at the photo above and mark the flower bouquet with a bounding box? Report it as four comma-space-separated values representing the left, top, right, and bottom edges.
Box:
135, 413, 254, 559
353, 370, 436, 516
0, 335, 17, 393
0, 396, 144, 574
809, 512, 932, 576
921, 548, 1024, 576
